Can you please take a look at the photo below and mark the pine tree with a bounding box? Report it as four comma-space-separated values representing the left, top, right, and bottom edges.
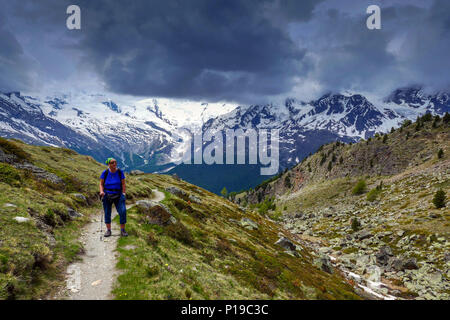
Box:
432, 189, 446, 209
221, 187, 228, 198
438, 148, 444, 159
443, 112, 450, 124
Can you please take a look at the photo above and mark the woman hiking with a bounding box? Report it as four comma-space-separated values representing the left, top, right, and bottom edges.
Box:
99, 157, 128, 237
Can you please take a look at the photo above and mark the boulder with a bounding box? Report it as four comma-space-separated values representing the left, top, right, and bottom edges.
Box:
67, 208, 83, 219
366, 265, 382, 283
275, 237, 296, 251
137, 201, 176, 226
130, 170, 145, 175
165, 186, 188, 199
357, 230, 373, 240
376, 246, 393, 265
3, 203, 17, 208
402, 258, 419, 270
188, 194, 202, 204
136, 199, 158, 210
314, 254, 333, 274
240, 218, 258, 230
13, 216, 30, 223
72, 193, 87, 204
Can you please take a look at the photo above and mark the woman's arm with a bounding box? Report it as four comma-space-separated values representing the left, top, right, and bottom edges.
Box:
121, 179, 126, 195
99, 179, 105, 196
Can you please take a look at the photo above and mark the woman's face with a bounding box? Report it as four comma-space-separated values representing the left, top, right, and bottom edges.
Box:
108, 159, 117, 170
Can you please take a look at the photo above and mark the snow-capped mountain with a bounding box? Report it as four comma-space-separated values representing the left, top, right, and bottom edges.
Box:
1, 86, 448, 193
0, 91, 237, 172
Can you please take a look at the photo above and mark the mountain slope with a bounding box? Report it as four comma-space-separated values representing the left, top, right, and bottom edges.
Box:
233, 114, 450, 300
0, 137, 360, 300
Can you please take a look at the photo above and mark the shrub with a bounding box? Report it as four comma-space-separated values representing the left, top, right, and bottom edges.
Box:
327, 161, 332, 171
352, 179, 366, 195
221, 187, 228, 198
421, 113, 433, 122
0, 137, 31, 162
284, 175, 292, 188
443, 112, 450, 124
164, 222, 194, 246
437, 149, 444, 159
351, 218, 361, 232
320, 153, 326, 165
0, 163, 22, 187
402, 119, 412, 127
382, 134, 388, 143
432, 189, 446, 209
366, 188, 381, 202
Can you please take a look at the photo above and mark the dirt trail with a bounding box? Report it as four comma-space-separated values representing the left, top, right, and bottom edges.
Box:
56, 189, 165, 300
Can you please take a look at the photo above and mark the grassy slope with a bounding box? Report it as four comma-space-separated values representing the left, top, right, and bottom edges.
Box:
0, 138, 359, 300
235, 117, 450, 298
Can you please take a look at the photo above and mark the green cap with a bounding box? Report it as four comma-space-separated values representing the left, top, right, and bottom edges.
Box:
105, 157, 114, 165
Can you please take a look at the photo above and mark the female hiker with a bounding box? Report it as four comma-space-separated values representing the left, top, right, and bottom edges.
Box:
99, 157, 128, 237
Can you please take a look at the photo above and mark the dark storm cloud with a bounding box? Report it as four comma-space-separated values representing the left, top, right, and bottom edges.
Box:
297, 0, 450, 96
0, 11, 37, 92
0, 0, 321, 102
0, 0, 449, 101
76, 0, 319, 102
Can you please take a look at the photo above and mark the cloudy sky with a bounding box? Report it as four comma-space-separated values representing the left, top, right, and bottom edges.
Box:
0, 0, 448, 104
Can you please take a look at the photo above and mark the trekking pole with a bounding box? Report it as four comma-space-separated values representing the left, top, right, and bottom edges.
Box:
100, 194, 104, 241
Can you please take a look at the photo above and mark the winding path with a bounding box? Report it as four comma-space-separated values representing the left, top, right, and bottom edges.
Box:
57, 189, 165, 300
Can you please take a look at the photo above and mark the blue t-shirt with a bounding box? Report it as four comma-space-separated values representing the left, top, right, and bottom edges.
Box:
100, 169, 125, 194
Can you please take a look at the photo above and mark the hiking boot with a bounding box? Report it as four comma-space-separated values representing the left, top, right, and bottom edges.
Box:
120, 229, 128, 237
104, 229, 112, 237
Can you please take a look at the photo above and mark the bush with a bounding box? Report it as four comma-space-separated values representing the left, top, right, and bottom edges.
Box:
352, 179, 366, 195
0, 137, 31, 162
366, 188, 381, 202
284, 175, 292, 188
351, 218, 361, 232
432, 189, 446, 209
443, 112, 450, 124
382, 134, 388, 143
437, 149, 444, 159
421, 113, 433, 122
402, 119, 412, 127
0, 163, 22, 187
164, 222, 194, 246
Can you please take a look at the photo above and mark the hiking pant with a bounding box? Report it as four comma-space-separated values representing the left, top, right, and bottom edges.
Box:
102, 193, 127, 224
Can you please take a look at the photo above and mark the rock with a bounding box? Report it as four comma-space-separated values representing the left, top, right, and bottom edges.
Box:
3, 203, 17, 208
444, 252, 450, 262
172, 173, 181, 181
376, 246, 393, 266
13, 162, 64, 184
366, 265, 382, 283
294, 212, 303, 219
72, 193, 87, 204
314, 254, 333, 274
136, 199, 158, 210
402, 258, 419, 270
138, 202, 176, 226
428, 272, 442, 285
357, 230, 372, 240
396, 230, 405, 237
188, 194, 202, 204
165, 186, 188, 199
67, 208, 83, 219
130, 170, 145, 175
275, 237, 296, 251
13, 216, 30, 223
240, 218, 258, 230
